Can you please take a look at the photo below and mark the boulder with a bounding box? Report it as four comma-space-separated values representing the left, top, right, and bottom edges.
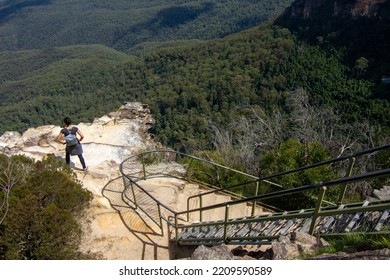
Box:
271, 235, 301, 260
367, 186, 390, 201
191, 245, 235, 260
270, 232, 331, 260
372, 186, 390, 200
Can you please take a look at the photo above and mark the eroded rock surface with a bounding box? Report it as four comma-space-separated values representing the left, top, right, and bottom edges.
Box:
0, 102, 167, 259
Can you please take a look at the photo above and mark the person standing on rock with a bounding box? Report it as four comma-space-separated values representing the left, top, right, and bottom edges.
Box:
56, 117, 88, 171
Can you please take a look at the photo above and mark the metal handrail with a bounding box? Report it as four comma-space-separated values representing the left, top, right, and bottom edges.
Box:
120, 149, 284, 218
258, 143, 390, 182
120, 173, 178, 234
121, 149, 259, 179
173, 168, 390, 243
118, 144, 390, 243
176, 168, 390, 216
119, 149, 263, 234
183, 143, 390, 218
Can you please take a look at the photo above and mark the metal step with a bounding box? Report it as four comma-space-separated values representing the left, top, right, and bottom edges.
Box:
375, 210, 389, 231
319, 205, 344, 233
262, 212, 288, 236
300, 218, 313, 233
177, 199, 390, 245
345, 201, 370, 232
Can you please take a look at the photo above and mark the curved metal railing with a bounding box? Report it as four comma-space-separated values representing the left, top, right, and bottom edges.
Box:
118, 144, 390, 244
119, 150, 265, 234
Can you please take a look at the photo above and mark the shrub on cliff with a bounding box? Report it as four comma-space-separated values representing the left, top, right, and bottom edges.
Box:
258, 139, 338, 210
0, 154, 93, 259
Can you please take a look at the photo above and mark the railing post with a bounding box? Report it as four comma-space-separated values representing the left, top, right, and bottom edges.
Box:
184, 158, 194, 180
158, 204, 164, 236
338, 157, 356, 205
130, 181, 138, 210
141, 154, 146, 180
175, 214, 179, 243
122, 175, 138, 210
251, 181, 260, 216
199, 196, 203, 222
223, 205, 230, 243
309, 186, 327, 235
186, 198, 190, 222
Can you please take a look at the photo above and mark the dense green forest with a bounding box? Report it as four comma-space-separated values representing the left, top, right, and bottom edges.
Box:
0, 24, 388, 149
0, 0, 389, 259
1, 0, 387, 153
0, 0, 388, 185
0, 154, 94, 259
275, 0, 390, 94
0, 0, 294, 52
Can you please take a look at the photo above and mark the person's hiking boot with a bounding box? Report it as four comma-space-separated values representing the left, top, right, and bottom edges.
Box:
83, 167, 88, 171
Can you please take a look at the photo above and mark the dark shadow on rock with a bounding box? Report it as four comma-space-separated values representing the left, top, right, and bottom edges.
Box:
168, 240, 197, 260
102, 176, 169, 260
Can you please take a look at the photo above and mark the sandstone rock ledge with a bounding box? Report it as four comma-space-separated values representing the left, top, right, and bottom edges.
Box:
0, 102, 168, 259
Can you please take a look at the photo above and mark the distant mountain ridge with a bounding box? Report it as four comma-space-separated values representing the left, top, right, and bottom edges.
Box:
276, 0, 390, 84
0, 0, 294, 52
287, 0, 387, 18
276, 0, 389, 46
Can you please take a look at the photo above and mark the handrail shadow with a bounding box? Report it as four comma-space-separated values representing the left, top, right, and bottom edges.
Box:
101, 176, 169, 259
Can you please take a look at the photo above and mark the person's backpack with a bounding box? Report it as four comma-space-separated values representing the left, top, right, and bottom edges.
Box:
65, 129, 78, 147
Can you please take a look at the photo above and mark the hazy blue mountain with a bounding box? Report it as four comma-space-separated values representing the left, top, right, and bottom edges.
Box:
0, 0, 294, 52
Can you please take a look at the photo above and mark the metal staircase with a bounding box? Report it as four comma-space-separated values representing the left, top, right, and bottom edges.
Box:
117, 144, 390, 246
176, 199, 390, 246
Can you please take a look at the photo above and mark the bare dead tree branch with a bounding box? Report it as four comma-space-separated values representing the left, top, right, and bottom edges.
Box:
0, 156, 26, 225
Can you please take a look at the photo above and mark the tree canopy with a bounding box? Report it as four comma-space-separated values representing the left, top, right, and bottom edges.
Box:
0, 154, 94, 259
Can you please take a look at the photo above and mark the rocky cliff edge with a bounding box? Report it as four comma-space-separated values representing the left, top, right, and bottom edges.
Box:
0, 102, 167, 259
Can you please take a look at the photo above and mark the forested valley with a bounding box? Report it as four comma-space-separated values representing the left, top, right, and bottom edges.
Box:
1, 23, 388, 150
0, 0, 294, 52
0, 1, 388, 167
0, 0, 389, 259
